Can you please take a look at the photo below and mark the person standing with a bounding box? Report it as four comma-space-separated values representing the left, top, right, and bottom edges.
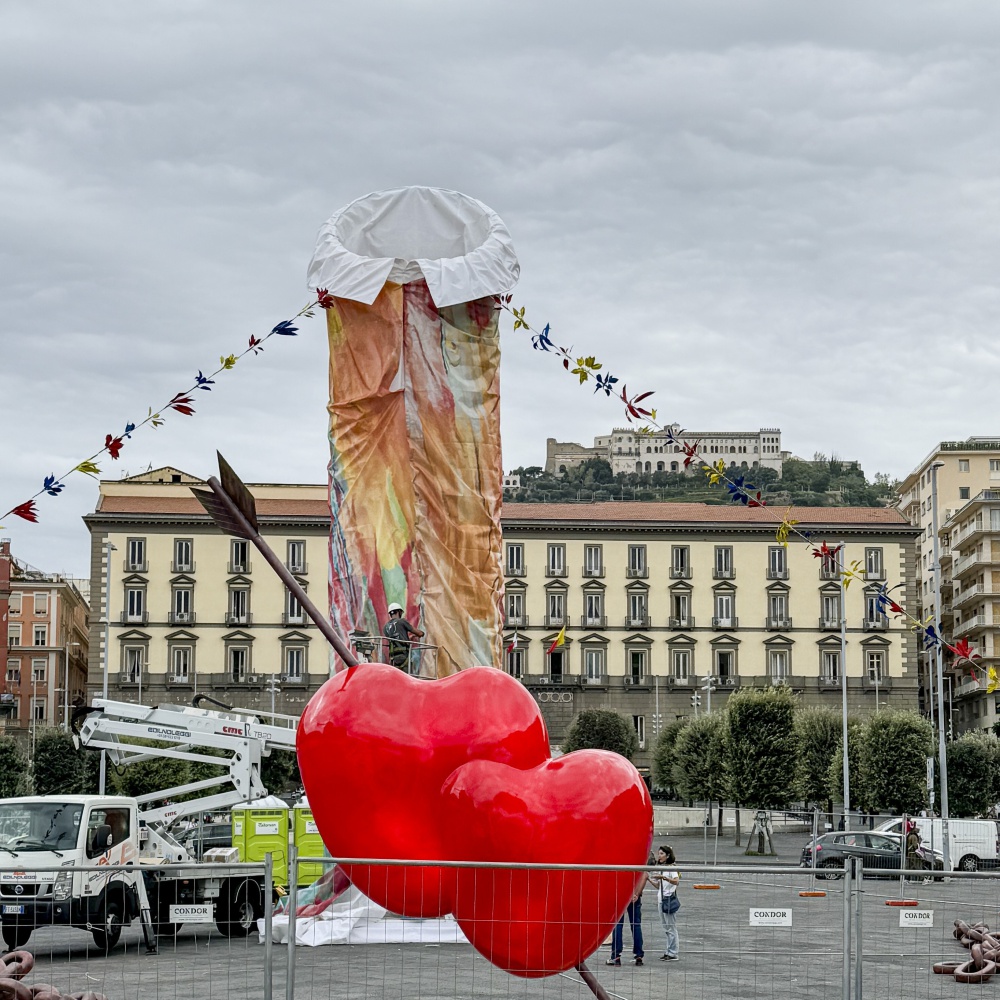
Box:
905, 820, 923, 881
382, 602, 424, 671
653, 845, 680, 961
606, 861, 652, 966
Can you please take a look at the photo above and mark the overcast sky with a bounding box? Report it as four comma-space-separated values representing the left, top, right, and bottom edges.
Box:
4, 0, 1000, 580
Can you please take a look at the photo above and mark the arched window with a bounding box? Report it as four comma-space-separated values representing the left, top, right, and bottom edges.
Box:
671, 462, 679, 472
657, 462, 664, 471
645, 462, 651, 473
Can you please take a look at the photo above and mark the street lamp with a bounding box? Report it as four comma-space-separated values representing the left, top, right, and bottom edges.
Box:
929, 461, 951, 870
266, 675, 281, 723
98, 541, 116, 795
62, 641, 81, 730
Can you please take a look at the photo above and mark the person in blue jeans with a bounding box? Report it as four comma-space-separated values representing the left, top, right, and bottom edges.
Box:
606, 855, 653, 966
654, 844, 680, 961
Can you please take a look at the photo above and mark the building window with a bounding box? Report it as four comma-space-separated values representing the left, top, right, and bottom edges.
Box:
547, 592, 565, 627
821, 593, 841, 628
286, 589, 304, 624
714, 593, 735, 628
627, 593, 647, 627
768, 547, 787, 579
627, 648, 647, 682
32, 593, 48, 616
125, 586, 145, 623
230, 539, 250, 573
32, 627, 47, 647
670, 592, 691, 627
714, 547, 734, 579
123, 647, 143, 684
7, 593, 20, 615
505, 646, 524, 678
506, 544, 524, 576
584, 545, 603, 577
31, 658, 46, 683
767, 648, 790, 682
991, 460, 1000, 473
671, 546, 691, 579
229, 587, 250, 624
960, 459, 970, 472
173, 538, 193, 572
627, 545, 647, 578
229, 646, 249, 683
172, 586, 193, 622
715, 648, 737, 680
671, 648, 691, 680
287, 540, 307, 573
506, 592, 525, 626
32, 699, 45, 722
171, 646, 191, 682
5, 659, 20, 683
584, 592, 604, 626
547, 544, 566, 577
583, 647, 605, 679
821, 649, 841, 681
768, 592, 789, 627
866, 649, 885, 683
7, 625, 20, 648
864, 548, 884, 580
284, 646, 305, 680
633, 715, 646, 747
126, 538, 146, 571
864, 593, 887, 627
960, 487, 971, 500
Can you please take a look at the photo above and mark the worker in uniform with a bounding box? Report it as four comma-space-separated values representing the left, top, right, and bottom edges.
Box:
382, 602, 424, 671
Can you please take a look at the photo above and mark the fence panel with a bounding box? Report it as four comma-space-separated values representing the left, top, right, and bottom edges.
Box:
861, 867, 1000, 999
0, 861, 273, 1000
281, 857, 851, 1000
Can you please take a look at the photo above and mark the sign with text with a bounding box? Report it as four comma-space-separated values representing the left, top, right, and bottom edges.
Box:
255, 821, 280, 835
899, 909, 933, 929
749, 908, 793, 927
169, 903, 214, 924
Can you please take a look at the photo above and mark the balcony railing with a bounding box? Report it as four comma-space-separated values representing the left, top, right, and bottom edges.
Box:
766, 617, 793, 630
171, 561, 196, 574
818, 617, 841, 630
953, 615, 993, 637
545, 566, 568, 578
166, 674, 193, 687
578, 673, 608, 687
118, 671, 143, 686
543, 615, 565, 628
625, 567, 648, 579
505, 565, 526, 577
712, 617, 738, 629
120, 612, 148, 624
864, 569, 886, 581
766, 568, 789, 580
582, 566, 605, 578
819, 675, 842, 687
281, 673, 308, 685
167, 612, 196, 624
625, 616, 651, 629
208, 672, 265, 688
287, 562, 308, 575
668, 616, 695, 629
580, 616, 607, 628
505, 615, 528, 628
227, 562, 252, 574
713, 568, 735, 580
819, 567, 840, 580
863, 617, 889, 631
282, 613, 307, 626
623, 675, 649, 687
123, 560, 148, 573
225, 612, 253, 626
669, 567, 691, 579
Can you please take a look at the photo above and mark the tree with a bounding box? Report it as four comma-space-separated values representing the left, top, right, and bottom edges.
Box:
562, 709, 638, 760
861, 710, 933, 815
651, 718, 689, 796
795, 708, 841, 815
107, 740, 191, 801
827, 718, 867, 814
672, 713, 728, 829
946, 733, 1000, 817
32, 729, 85, 795
0, 738, 29, 798
724, 687, 798, 853
262, 751, 300, 798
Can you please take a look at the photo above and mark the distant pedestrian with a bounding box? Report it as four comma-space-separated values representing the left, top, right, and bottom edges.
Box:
606, 856, 652, 966
653, 845, 680, 961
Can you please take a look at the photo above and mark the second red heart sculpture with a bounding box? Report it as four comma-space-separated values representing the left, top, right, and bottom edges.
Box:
441, 750, 653, 977
297, 664, 550, 916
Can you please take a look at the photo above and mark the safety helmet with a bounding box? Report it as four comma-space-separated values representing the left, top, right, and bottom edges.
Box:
387, 602, 404, 614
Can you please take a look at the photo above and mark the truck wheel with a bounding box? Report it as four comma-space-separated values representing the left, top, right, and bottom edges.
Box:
92, 899, 123, 951
960, 854, 980, 872
216, 880, 261, 938
1, 927, 30, 950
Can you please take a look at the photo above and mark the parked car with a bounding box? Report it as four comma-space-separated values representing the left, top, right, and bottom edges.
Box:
875, 817, 1000, 872
179, 822, 233, 861
800, 831, 941, 878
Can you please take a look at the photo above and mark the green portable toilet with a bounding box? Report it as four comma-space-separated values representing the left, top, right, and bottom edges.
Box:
234, 807, 290, 884
293, 807, 328, 884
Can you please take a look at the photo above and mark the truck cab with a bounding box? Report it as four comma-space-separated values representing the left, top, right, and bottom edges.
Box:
0, 795, 144, 950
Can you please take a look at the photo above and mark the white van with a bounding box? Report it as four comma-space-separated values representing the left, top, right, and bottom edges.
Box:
876, 817, 1000, 871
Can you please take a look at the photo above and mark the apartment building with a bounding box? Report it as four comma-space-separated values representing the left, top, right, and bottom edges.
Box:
83, 468, 329, 715
501, 502, 919, 768
546, 426, 784, 478
897, 438, 1000, 731
0, 540, 89, 733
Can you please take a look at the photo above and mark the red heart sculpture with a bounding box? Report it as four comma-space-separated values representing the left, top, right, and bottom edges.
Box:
297, 664, 550, 916
441, 750, 653, 977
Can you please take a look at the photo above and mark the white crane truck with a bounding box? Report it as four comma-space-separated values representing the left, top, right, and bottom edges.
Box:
0, 697, 298, 951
